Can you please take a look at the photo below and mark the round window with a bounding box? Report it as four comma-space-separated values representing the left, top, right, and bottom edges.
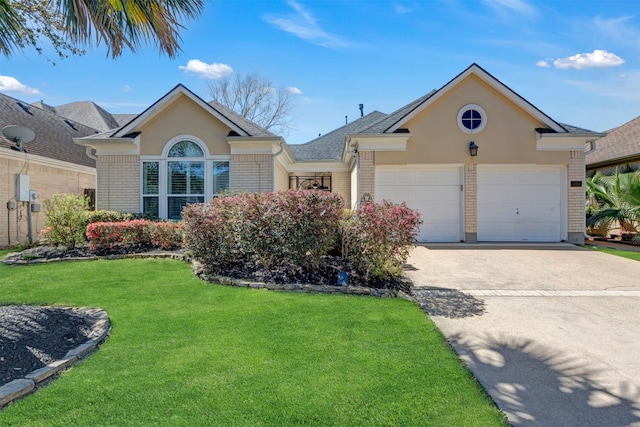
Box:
457, 104, 487, 134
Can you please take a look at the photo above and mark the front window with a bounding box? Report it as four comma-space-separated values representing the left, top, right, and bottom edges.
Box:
142, 139, 230, 219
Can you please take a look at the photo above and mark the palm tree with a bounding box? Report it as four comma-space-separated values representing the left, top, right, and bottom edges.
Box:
586, 170, 640, 237
1, 0, 203, 58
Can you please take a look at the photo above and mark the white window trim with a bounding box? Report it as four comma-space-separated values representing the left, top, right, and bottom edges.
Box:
140, 136, 231, 218
457, 104, 487, 134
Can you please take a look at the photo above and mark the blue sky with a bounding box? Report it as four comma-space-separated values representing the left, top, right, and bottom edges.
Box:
1, 0, 639, 144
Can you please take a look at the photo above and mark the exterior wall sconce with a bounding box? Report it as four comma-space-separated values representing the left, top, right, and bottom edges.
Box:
361, 193, 372, 203
469, 141, 479, 156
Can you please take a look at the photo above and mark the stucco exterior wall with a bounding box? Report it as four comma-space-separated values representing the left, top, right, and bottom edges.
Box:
230, 154, 273, 193
96, 154, 140, 212
1, 151, 96, 246
138, 95, 231, 156
376, 75, 571, 166
274, 159, 289, 192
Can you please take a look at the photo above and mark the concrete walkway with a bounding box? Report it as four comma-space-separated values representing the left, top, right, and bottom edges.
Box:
404, 243, 640, 427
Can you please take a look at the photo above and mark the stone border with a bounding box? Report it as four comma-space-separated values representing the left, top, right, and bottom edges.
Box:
2, 251, 186, 265
0, 308, 111, 409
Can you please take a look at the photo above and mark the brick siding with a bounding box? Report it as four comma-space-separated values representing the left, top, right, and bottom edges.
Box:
96, 155, 140, 212
230, 154, 273, 193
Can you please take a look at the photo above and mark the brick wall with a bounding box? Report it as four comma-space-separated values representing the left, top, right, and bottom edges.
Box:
464, 164, 477, 238
96, 154, 140, 212
1, 153, 96, 246
331, 172, 351, 208
230, 154, 273, 193
358, 151, 375, 204
568, 150, 585, 242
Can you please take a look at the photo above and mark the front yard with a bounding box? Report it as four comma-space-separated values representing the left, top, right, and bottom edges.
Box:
0, 254, 507, 426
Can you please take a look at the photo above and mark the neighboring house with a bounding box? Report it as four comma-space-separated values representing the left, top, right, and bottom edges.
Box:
1, 93, 97, 247
586, 115, 640, 177
75, 63, 602, 244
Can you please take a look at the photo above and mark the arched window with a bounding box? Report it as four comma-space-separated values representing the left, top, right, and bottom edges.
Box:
142, 138, 230, 219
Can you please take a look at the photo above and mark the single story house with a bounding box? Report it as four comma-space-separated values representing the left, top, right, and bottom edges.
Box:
1, 93, 98, 247
586, 115, 640, 177
75, 63, 602, 244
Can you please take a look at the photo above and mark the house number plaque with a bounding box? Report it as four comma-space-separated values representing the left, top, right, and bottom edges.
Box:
570, 181, 582, 187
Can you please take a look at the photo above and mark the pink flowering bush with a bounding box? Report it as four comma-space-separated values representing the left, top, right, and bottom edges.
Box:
346, 200, 422, 280
86, 220, 183, 251
182, 190, 344, 271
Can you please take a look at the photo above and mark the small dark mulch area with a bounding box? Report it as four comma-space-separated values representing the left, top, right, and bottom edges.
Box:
0, 306, 99, 386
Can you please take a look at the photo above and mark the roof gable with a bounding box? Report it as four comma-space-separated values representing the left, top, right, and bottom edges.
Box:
364, 63, 566, 134
113, 84, 274, 138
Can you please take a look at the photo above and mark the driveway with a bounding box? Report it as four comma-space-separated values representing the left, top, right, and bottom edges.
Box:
404, 243, 640, 427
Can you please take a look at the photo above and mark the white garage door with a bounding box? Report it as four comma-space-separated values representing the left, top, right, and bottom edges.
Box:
375, 167, 462, 242
477, 166, 565, 242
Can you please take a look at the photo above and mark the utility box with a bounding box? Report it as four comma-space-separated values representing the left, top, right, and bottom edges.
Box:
16, 174, 30, 201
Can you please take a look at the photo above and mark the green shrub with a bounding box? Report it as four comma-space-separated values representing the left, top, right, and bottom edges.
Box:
85, 210, 134, 224
43, 194, 89, 248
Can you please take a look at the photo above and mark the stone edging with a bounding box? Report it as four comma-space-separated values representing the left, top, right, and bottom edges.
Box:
0, 308, 111, 409
2, 251, 186, 265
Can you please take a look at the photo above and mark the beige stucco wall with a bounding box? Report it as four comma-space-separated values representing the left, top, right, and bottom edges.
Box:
138, 95, 231, 156
1, 151, 96, 246
376, 75, 571, 166
230, 154, 273, 193
274, 159, 289, 192
96, 154, 140, 213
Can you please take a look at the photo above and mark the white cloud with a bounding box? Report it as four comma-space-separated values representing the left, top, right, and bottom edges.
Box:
481, 0, 538, 17
553, 50, 625, 70
286, 86, 302, 95
393, 4, 411, 14
123, 85, 132, 93
536, 60, 550, 68
262, 1, 351, 48
178, 60, 233, 79
0, 76, 41, 95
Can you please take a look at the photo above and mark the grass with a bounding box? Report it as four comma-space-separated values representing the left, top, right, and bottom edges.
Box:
586, 246, 640, 261
0, 255, 507, 426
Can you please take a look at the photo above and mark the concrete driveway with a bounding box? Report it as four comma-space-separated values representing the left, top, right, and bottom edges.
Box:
404, 243, 640, 427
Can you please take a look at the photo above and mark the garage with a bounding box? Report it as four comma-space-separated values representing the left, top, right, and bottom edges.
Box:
477, 165, 565, 242
375, 167, 462, 242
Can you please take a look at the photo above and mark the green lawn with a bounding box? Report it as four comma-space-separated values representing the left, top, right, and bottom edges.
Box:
0, 254, 507, 426
587, 246, 640, 261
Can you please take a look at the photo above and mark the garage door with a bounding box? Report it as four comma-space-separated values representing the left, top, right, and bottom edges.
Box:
375, 167, 462, 242
477, 166, 564, 242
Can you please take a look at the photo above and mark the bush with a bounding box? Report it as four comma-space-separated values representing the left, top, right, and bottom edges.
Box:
85, 210, 133, 224
43, 194, 89, 248
86, 220, 184, 251
182, 190, 344, 271
346, 200, 422, 280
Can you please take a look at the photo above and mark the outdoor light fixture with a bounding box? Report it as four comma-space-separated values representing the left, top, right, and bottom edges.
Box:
469, 141, 479, 156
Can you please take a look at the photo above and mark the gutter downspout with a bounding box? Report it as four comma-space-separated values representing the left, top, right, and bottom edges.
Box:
346, 140, 359, 209
272, 140, 285, 191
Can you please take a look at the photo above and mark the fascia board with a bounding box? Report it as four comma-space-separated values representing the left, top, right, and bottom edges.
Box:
1, 148, 96, 175
114, 85, 249, 137
537, 133, 606, 151
73, 136, 139, 155
388, 65, 565, 133
287, 161, 351, 173
228, 137, 284, 154
346, 134, 410, 152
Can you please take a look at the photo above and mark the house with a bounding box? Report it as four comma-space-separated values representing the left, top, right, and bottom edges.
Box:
1, 93, 98, 247
586, 115, 640, 177
75, 63, 602, 244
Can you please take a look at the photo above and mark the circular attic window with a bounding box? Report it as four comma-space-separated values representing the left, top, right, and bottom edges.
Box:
457, 104, 487, 134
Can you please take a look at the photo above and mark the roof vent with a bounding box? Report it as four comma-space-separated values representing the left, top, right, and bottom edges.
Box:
16, 102, 33, 115
227, 130, 240, 137
64, 119, 78, 130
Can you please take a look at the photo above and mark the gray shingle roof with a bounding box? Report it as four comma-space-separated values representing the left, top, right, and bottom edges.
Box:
1, 92, 97, 168
112, 114, 138, 127
558, 123, 598, 134
54, 101, 120, 132
208, 99, 276, 137
288, 111, 388, 161
586, 115, 640, 166
359, 91, 437, 134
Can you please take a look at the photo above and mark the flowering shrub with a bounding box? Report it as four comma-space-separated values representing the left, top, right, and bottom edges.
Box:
85, 210, 133, 224
43, 194, 89, 248
182, 190, 344, 271
86, 220, 183, 251
346, 200, 422, 280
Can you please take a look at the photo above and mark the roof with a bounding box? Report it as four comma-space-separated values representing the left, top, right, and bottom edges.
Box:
288, 111, 388, 161
112, 114, 138, 127
208, 99, 275, 137
53, 101, 120, 132
0, 92, 97, 168
359, 91, 436, 134
586, 115, 640, 166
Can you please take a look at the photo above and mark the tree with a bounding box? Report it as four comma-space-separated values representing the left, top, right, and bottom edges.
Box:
0, 0, 203, 60
208, 72, 295, 136
586, 170, 640, 236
